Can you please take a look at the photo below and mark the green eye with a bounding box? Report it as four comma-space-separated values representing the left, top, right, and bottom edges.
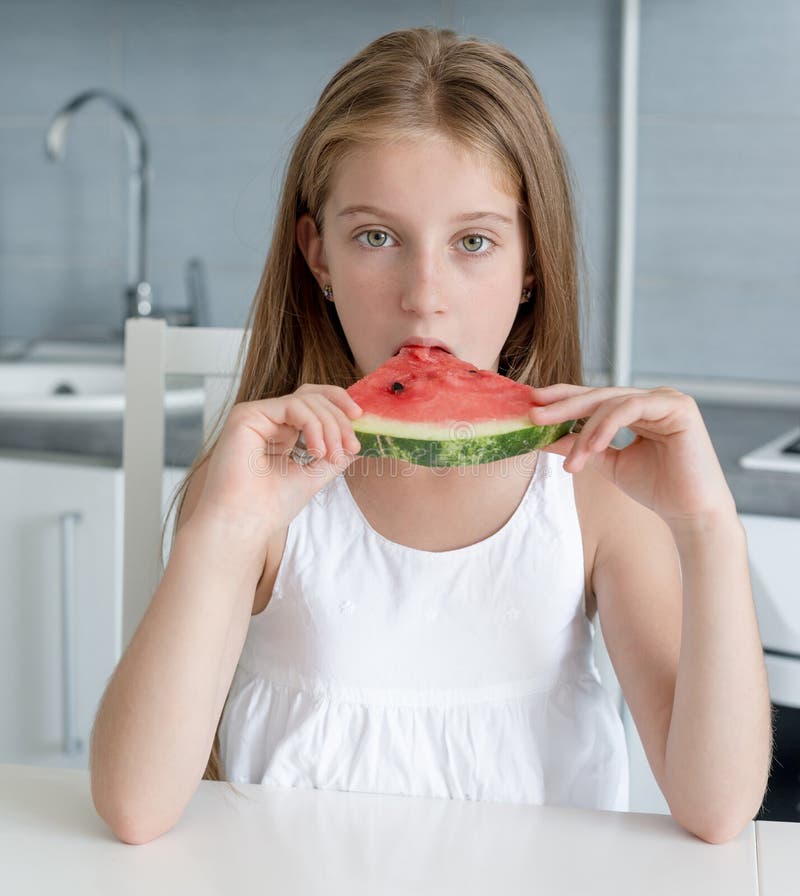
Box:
463, 235, 486, 252
365, 230, 388, 247
355, 229, 496, 258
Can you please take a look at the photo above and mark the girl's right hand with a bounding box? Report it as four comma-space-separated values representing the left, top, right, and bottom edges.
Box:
193, 384, 363, 535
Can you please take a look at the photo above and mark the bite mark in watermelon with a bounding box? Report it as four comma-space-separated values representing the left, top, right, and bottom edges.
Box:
346, 345, 574, 467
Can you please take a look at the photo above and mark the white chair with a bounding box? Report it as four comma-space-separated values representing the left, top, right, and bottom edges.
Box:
122, 318, 249, 653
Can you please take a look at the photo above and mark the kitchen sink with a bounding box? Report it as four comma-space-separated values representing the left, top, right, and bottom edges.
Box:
0, 359, 204, 420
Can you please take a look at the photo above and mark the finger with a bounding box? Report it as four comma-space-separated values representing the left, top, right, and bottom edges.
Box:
305, 395, 363, 460
302, 396, 348, 460
321, 397, 362, 453
529, 383, 590, 403
323, 397, 362, 457
564, 396, 637, 470
282, 400, 328, 460
565, 394, 674, 471
591, 392, 688, 448
333, 398, 363, 454
229, 401, 300, 456
342, 389, 364, 418
530, 387, 645, 425
529, 383, 643, 403
327, 385, 363, 419
306, 396, 342, 458
298, 383, 363, 418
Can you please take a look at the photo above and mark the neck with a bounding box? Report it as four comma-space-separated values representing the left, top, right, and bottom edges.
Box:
344, 452, 539, 490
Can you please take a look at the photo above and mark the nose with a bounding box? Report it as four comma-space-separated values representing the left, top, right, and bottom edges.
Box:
399, 250, 448, 316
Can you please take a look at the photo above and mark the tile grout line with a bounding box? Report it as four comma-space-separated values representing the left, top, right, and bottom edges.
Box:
754, 823, 763, 896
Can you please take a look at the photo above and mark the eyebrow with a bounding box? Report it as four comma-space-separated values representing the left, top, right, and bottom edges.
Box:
336, 205, 515, 228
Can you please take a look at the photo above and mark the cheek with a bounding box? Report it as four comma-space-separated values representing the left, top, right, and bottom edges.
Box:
468, 288, 522, 326
335, 256, 400, 299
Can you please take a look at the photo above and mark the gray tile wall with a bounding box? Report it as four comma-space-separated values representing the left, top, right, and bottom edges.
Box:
0, 1, 797, 384
635, 1, 800, 384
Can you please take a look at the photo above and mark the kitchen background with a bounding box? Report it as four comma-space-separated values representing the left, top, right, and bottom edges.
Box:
1, 0, 798, 389
1, 0, 799, 821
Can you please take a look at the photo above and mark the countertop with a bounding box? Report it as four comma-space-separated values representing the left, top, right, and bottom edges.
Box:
697, 402, 800, 517
0, 410, 204, 468
1, 762, 768, 895
0, 401, 798, 516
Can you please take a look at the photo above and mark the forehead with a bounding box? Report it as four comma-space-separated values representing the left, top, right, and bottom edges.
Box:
326, 135, 521, 216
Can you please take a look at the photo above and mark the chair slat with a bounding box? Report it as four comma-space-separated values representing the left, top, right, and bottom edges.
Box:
122, 319, 247, 652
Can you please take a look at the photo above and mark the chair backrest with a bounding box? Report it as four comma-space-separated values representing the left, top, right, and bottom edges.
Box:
122, 318, 248, 653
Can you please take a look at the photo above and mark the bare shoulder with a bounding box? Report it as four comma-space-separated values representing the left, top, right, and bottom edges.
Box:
176, 454, 286, 616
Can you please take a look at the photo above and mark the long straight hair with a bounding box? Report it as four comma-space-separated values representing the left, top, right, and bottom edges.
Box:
159, 26, 588, 788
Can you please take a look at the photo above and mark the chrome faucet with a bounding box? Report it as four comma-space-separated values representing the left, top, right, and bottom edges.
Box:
44, 89, 200, 335
44, 89, 154, 331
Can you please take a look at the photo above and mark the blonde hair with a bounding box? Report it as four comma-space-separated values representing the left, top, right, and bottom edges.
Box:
159, 26, 588, 789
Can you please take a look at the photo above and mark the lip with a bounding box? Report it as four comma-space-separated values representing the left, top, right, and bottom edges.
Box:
394, 337, 453, 355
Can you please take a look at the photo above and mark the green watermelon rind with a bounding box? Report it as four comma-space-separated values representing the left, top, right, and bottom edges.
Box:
353, 419, 575, 467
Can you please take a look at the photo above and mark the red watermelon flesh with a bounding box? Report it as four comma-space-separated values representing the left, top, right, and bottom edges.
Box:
346, 345, 574, 467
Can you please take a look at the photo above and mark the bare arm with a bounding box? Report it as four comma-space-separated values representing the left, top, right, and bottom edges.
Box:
89, 508, 269, 845
89, 387, 362, 845
591, 480, 771, 842
663, 514, 772, 841
533, 385, 771, 843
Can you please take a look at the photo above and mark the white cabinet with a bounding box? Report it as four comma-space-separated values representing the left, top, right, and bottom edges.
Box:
0, 456, 187, 769
740, 513, 800, 708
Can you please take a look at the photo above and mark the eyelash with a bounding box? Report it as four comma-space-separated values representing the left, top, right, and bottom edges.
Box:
353, 229, 498, 259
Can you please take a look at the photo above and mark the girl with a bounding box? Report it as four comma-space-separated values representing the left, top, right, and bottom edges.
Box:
89, 27, 772, 846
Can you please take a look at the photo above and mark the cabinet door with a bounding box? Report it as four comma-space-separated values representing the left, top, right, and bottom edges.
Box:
740, 513, 800, 708
0, 458, 122, 768
0, 458, 189, 769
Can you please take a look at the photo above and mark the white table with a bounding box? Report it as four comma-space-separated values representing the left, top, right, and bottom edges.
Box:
756, 820, 799, 894
0, 763, 770, 895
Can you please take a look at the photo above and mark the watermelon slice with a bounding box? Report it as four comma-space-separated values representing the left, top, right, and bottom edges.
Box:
346, 345, 574, 467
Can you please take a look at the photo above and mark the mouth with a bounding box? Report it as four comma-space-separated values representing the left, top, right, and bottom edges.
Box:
393, 338, 453, 356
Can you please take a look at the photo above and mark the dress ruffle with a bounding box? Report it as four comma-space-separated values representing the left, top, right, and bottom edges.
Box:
219, 664, 629, 811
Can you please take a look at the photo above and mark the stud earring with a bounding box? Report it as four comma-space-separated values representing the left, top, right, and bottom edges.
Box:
323, 284, 333, 300
520, 287, 532, 304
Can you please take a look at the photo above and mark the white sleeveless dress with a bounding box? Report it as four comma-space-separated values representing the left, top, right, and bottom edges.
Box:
219, 450, 629, 811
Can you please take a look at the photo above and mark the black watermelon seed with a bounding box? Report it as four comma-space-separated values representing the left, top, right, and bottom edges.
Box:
391, 381, 405, 392
468, 369, 478, 374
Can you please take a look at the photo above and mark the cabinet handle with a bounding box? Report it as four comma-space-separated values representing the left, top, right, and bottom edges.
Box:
60, 510, 83, 756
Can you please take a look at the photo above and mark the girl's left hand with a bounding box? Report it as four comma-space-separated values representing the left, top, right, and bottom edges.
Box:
529, 384, 737, 534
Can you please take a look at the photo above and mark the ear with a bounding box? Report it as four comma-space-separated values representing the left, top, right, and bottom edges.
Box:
523, 271, 536, 290
296, 213, 331, 293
